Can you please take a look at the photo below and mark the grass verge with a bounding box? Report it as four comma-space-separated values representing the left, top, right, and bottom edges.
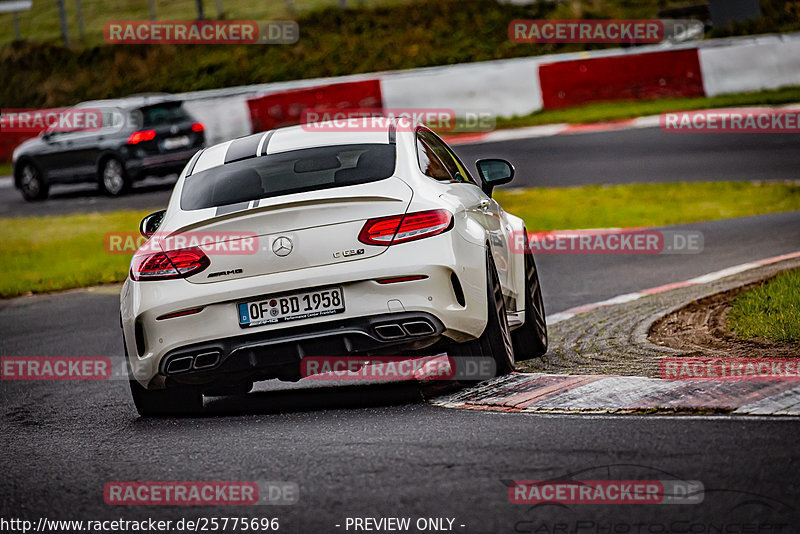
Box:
728, 268, 800, 343
0, 210, 150, 298
494, 180, 800, 231
1, 180, 799, 299
494, 87, 800, 129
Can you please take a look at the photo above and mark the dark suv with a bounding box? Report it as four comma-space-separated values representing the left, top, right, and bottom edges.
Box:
12, 95, 205, 201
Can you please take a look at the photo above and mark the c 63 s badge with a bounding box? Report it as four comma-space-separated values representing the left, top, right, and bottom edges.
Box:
333, 248, 365, 258
207, 268, 243, 278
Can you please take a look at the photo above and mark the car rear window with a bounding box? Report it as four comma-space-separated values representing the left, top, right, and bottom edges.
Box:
180, 143, 397, 210
135, 102, 191, 127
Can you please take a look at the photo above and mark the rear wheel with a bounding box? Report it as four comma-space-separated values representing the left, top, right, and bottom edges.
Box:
448, 252, 515, 377
19, 162, 49, 201
99, 157, 130, 196
511, 237, 548, 360
124, 338, 203, 416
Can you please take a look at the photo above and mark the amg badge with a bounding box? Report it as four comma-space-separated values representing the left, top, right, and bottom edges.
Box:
207, 268, 243, 278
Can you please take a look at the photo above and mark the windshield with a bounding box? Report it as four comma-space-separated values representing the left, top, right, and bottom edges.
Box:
180, 143, 396, 210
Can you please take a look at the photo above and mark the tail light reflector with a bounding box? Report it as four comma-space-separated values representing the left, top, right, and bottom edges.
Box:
191, 122, 205, 133
127, 129, 156, 144
130, 247, 210, 281
358, 209, 453, 246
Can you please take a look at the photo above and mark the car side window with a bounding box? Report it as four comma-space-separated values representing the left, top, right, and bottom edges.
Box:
417, 129, 477, 186
416, 133, 454, 182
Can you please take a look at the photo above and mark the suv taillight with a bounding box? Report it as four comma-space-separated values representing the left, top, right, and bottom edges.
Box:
127, 129, 156, 145
358, 209, 453, 246
130, 247, 210, 281
191, 122, 205, 133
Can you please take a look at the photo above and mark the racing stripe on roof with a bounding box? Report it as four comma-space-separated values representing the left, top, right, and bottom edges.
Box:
257, 130, 275, 156
224, 133, 264, 164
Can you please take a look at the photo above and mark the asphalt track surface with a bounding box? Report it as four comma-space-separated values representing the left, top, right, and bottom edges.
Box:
2, 210, 799, 530
1, 127, 799, 217
1, 127, 799, 530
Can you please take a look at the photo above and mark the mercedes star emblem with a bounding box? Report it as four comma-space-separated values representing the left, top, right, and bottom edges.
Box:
272, 236, 293, 257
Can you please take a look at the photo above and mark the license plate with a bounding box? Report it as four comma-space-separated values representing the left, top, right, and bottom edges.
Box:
162, 136, 190, 150
237, 286, 345, 328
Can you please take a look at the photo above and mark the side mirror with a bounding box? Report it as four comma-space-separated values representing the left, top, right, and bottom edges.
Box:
139, 210, 166, 239
476, 159, 514, 196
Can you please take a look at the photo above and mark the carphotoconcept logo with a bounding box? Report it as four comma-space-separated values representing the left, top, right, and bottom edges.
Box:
104, 20, 298, 44
510, 229, 703, 255
661, 358, 800, 381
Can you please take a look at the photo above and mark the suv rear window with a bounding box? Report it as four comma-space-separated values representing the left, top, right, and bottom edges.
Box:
135, 102, 191, 128
181, 143, 397, 210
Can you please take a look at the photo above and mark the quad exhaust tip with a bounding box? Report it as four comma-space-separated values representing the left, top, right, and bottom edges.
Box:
165, 351, 221, 374
373, 320, 435, 340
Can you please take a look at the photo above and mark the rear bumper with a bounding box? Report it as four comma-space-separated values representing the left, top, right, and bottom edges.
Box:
121, 231, 489, 389
156, 311, 446, 389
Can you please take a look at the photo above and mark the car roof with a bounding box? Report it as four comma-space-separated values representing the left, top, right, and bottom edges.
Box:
74, 93, 178, 110
190, 119, 411, 176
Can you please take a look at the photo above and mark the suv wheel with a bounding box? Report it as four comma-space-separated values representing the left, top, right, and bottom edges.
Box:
19, 162, 49, 201
99, 158, 130, 196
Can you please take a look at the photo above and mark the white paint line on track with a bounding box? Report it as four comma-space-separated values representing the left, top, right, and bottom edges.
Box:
547, 250, 800, 325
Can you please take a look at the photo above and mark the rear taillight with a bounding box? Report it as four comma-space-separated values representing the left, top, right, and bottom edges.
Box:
130, 247, 210, 281
191, 122, 205, 133
358, 209, 453, 246
127, 129, 156, 145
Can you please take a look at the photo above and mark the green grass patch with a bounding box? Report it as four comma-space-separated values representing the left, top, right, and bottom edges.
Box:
0, 210, 150, 298
728, 269, 800, 343
1, 180, 799, 299
495, 181, 800, 231
495, 86, 800, 129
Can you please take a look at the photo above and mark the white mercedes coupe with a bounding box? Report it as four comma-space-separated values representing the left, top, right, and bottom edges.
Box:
120, 119, 547, 415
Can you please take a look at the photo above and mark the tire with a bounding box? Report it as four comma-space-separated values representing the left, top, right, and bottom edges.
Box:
124, 338, 203, 417
18, 161, 49, 201
99, 157, 130, 196
511, 234, 548, 360
448, 252, 515, 377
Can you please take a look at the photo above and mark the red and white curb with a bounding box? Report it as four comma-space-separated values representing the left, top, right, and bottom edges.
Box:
432, 372, 800, 415
444, 103, 800, 146
546, 250, 800, 326
430, 251, 800, 415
